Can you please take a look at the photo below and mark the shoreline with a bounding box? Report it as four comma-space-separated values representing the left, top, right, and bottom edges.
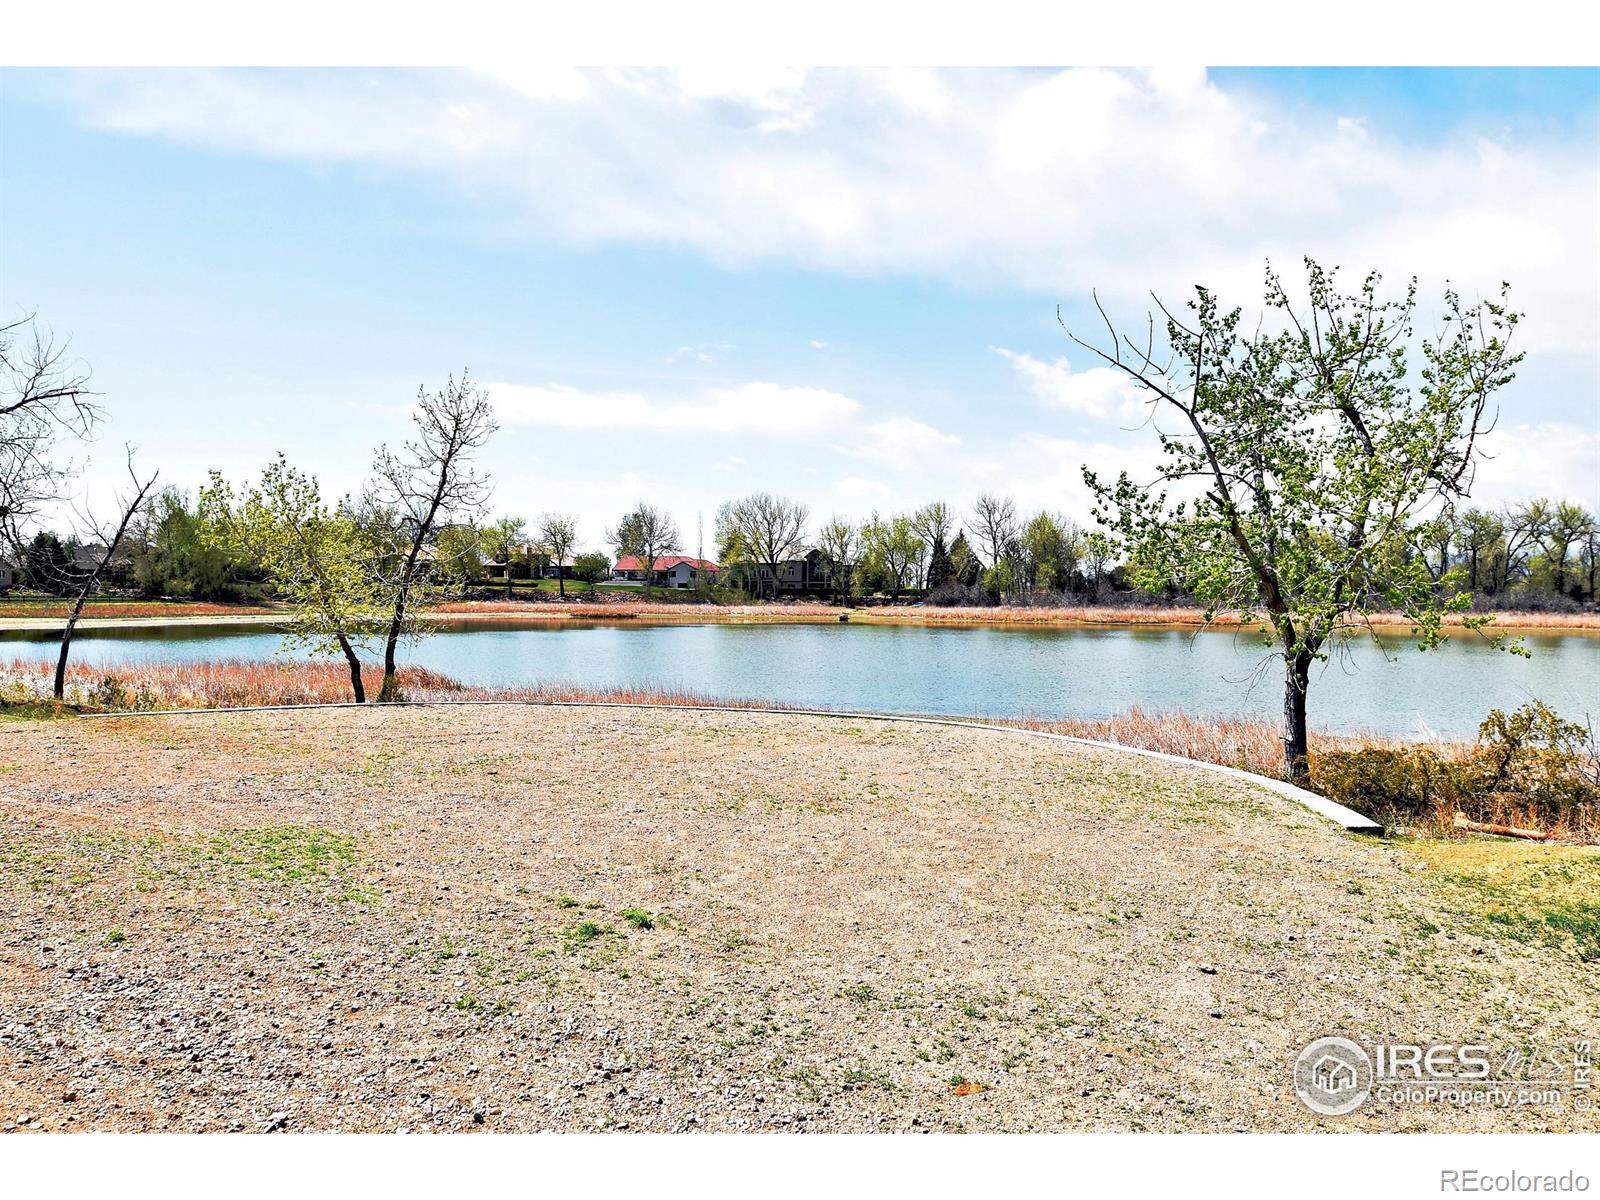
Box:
1, 602, 1595, 635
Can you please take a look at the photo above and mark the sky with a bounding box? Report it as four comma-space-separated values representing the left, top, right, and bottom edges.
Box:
2, 66, 1597, 556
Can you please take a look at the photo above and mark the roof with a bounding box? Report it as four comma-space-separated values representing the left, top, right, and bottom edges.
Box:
614, 555, 720, 572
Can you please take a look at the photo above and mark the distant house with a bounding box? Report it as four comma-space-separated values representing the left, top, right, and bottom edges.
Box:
724, 548, 835, 594
0, 558, 13, 590
480, 543, 576, 581
612, 555, 719, 589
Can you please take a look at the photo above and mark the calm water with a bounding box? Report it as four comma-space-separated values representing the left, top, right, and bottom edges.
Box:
3, 619, 1596, 737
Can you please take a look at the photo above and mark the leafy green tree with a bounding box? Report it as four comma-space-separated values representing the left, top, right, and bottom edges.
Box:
609, 503, 680, 597
480, 516, 527, 598
1457, 507, 1505, 594
434, 523, 486, 597
129, 488, 213, 598
1074, 259, 1522, 784
572, 552, 611, 585
201, 455, 390, 703
860, 513, 924, 601
1540, 501, 1594, 598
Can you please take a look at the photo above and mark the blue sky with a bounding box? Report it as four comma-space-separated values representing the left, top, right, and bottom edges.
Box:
2, 67, 1596, 553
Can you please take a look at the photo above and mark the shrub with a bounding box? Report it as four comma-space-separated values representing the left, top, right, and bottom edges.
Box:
1462, 702, 1597, 836
1313, 746, 1465, 834
1315, 702, 1598, 840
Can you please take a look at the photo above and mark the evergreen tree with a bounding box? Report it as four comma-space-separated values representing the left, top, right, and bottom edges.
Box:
950, 531, 981, 586
926, 532, 953, 589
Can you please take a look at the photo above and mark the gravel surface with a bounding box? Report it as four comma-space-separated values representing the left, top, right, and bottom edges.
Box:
2, 705, 1595, 1133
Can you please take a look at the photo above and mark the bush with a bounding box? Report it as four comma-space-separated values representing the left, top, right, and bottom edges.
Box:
1313, 746, 1466, 833
90, 674, 160, 712
1315, 701, 1598, 839
925, 581, 991, 606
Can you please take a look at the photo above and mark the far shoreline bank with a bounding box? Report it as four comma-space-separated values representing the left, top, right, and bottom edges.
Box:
1, 599, 1596, 636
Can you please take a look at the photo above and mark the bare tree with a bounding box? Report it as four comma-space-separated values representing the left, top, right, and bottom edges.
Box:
1, 315, 99, 554
609, 502, 680, 596
910, 501, 954, 588
718, 492, 809, 598
538, 512, 579, 598
370, 373, 496, 701
53, 450, 158, 700
816, 516, 859, 603
968, 493, 1018, 570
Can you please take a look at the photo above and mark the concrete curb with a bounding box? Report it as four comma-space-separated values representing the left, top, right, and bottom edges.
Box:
79, 697, 1384, 836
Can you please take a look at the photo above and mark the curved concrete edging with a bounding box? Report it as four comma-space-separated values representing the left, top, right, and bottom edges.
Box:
78, 697, 1384, 836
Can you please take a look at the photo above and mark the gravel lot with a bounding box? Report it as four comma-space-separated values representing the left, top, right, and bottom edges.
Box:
2, 705, 1595, 1133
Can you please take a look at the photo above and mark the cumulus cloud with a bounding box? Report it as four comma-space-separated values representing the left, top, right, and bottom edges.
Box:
991, 347, 1148, 420
837, 416, 961, 467
1473, 422, 1600, 510
492, 379, 860, 435
44, 67, 1598, 352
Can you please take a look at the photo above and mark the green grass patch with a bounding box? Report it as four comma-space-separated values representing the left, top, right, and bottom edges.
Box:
1403, 838, 1600, 962
199, 825, 356, 883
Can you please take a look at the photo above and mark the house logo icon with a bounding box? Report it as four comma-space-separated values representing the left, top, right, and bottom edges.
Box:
1294, 1036, 1373, 1115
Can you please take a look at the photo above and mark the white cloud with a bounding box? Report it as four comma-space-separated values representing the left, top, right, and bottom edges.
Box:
833, 476, 892, 501
1474, 422, 1600, 510
837, 416, 961, 467
491, 379, 859, 435
992, 347, 1148, 420
50, 67, 1598, 354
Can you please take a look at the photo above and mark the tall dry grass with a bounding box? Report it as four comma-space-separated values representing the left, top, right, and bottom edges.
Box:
430, 599, 842, 621
1004, 705, 1465, 779
0, 657, 804, 712
4, 654, 1444, 774
865, 605, 1600, 630
428, 598, 1599, 630
0, 600, 277, 620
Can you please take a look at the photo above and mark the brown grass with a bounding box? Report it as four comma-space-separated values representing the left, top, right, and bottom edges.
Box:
0, 599, 277, 620
3, 655, 1451, 777
863, 605, 1600, 630
9, 657, 1590, 840
426, 598, 1599, 631
0, 656, 801, 712
1004, 705, 1469, 780
429, 599, 842, 621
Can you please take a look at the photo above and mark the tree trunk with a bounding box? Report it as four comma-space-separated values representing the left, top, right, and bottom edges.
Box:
53, 466, 157, 701
52, 593, 89, 700
557, 568, 565, 598
1282, 652, 1313, 787
338, 633, 366, 703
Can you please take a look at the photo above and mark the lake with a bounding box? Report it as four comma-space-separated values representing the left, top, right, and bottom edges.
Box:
3, 618, 1595, 737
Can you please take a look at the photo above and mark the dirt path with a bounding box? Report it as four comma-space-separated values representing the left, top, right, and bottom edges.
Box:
1, 706, 1594, 1132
